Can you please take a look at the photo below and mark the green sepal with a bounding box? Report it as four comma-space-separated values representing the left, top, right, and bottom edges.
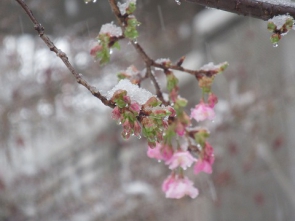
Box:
112, 41, 121, 50
267, 22, 276, 32
126, 3, 136, 15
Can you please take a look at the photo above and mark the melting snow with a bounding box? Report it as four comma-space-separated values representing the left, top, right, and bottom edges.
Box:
99, 23, 122, 37
117, 0, 136, 15
268, 14, 293, 29
106, 79, 154, 105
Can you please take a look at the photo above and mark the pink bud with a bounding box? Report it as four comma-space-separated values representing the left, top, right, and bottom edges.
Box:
194, 142, 215, 174
208, 93, 218, 108
176, 122, 185, 136
90, 45, 102, 56
133, 121, 141, 137
111, 106, 121, 120
130, 102, 141, 113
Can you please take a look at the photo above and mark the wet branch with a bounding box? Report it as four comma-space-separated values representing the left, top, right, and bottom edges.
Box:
185, 0, 295, 21
108, 0, 211, 106
15, 0, 115, 108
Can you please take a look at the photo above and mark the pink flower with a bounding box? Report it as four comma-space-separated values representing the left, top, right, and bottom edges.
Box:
190, 102, 215, 122
162, 174, 199, 199
194, 142, 215, 174
165, 150, 196, 170
147, 143, 173, 161
175, 122, 185, 136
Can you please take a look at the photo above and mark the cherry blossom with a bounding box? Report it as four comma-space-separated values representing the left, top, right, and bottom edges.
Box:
162, 174, 199, 199
190, 102, 215, 122
147, 143, 173, 161
194, 142, 215, 174
165, 150, 196, 170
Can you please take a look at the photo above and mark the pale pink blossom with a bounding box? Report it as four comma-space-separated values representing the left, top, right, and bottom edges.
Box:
165, 150, 196, 170
194, 142, 215, 174
162, 175, 199, 199
190, 102, 215, 122
147, 143, 173, 161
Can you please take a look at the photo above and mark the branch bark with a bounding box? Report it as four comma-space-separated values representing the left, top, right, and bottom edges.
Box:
15, 0, 115, 108
185, 0, 295, 21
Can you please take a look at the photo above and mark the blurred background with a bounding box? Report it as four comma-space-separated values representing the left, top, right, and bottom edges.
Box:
1, 0, 295, 220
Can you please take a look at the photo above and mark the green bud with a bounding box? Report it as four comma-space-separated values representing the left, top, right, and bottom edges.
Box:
270, 33, 280, 44
167, 73, 178, 92
175, 98, 188, 107
267, 22, 276, 32
126, 3, 136, 14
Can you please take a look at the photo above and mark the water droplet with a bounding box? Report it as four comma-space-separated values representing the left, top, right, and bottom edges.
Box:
137, 135, 141, 139
175, 0, 181, 5
118, 121, 122, 125
110, 49, 113, 54
93, 0, 97, 2
273, 43, 278, 47
158, 160, 161, 163
197, 144, 201, 148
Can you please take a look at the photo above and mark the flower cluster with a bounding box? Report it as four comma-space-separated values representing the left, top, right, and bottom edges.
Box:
88, 0, 228, 200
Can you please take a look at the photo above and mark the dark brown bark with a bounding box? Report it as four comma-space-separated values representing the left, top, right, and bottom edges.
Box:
185, 0, 295, 21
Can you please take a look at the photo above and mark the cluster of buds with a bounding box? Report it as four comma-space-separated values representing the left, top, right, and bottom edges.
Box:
110, 89, 141, 139
110, 84, 175, 144
90, 23, 122, 64
88, 0, 229, 199
90, 0, 140, 64
267, 15, 294, 46
118, 0, 140, 40
141, 97, 175, 147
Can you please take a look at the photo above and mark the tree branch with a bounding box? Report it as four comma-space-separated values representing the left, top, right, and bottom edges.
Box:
185, 0, 295, 21
15, 0, 115, 108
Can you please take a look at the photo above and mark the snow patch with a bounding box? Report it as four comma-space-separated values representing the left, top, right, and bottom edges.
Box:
99, 23, 122, 37
268, 14, 293, 29
106, 79, 154, 105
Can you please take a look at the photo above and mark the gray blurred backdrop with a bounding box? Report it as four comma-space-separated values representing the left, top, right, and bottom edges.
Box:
1, 0, 295, 220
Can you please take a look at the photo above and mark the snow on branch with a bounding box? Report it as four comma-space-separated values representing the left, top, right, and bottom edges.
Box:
185, 0, 295, 21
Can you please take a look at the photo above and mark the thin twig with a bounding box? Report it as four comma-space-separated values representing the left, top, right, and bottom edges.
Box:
185, 0, 295, 21
15, 0, 115, 108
